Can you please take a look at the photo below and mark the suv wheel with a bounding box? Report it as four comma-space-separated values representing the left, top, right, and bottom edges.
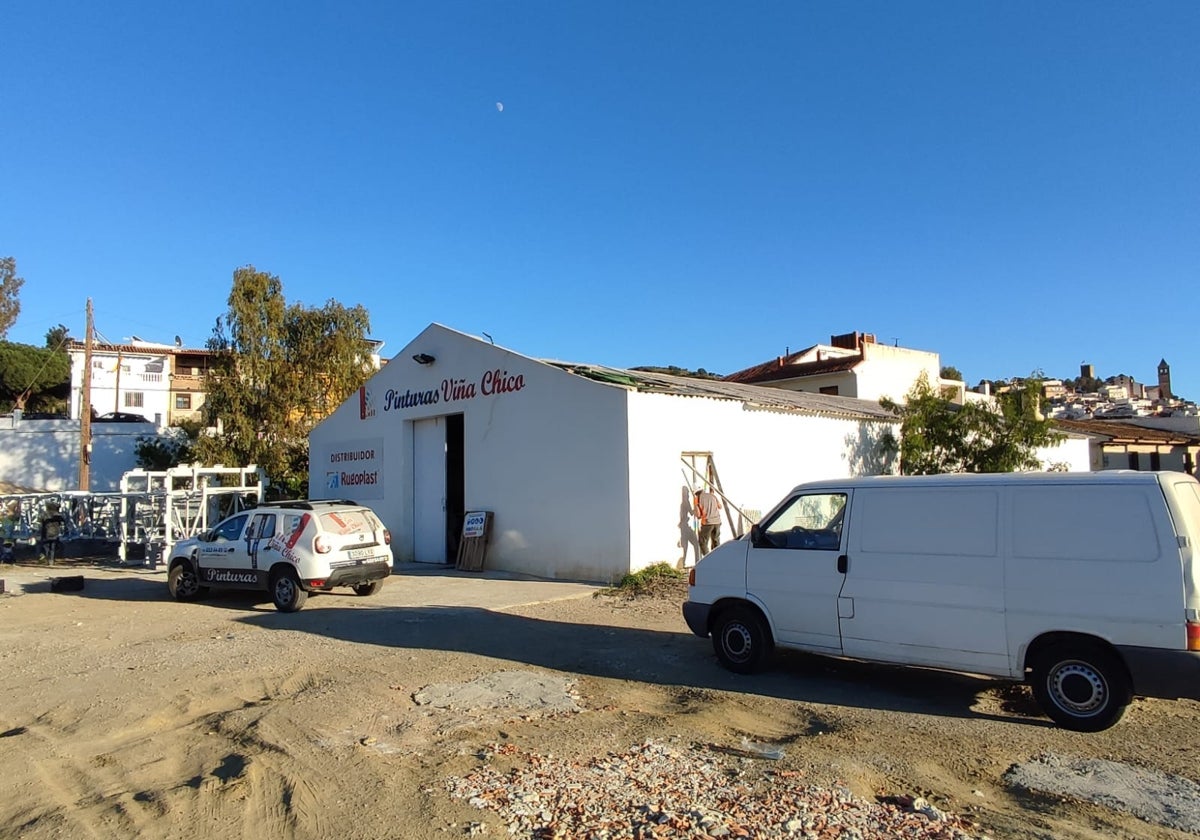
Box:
271, 569, 309, 612
168, 563, 208, 601
352, 581, 383, 597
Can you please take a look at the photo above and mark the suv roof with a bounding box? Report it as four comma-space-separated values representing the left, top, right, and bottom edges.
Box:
254, 499, 362, 511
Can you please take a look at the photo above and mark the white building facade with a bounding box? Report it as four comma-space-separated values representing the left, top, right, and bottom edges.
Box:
309, 324, 903, 583
69, 341, 172, 424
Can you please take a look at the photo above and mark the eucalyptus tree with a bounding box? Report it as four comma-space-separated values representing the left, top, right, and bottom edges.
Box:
0, 257, 24, 338
198, 266, 374, 494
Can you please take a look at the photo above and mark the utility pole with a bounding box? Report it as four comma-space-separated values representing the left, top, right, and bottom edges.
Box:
79, 298, 94, 491
113, 348, 122, 413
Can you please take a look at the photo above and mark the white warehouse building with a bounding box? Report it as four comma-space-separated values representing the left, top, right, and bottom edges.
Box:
309, 324, 906, 583
309, 324, 1091, 582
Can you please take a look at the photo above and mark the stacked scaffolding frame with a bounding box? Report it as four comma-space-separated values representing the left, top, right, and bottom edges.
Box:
0, 464, 266, 566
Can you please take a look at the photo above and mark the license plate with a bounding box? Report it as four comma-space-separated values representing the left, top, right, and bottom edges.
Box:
347, 547, 378, 561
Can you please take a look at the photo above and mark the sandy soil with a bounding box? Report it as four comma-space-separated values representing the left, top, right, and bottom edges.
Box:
1, 561, 1198, 840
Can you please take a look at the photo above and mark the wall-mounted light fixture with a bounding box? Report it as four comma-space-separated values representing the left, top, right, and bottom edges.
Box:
412, 353, 436, 365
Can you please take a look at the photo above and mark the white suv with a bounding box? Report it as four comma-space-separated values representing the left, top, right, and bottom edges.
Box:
167, 499, 393, 612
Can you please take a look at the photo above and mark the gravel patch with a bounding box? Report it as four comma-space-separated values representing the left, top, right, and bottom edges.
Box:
1005, 752, 1200, 834
446, 740, 984, 838
414, 670, 582, 714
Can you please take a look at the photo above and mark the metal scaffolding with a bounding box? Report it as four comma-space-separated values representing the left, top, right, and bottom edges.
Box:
1, 464, 266, 566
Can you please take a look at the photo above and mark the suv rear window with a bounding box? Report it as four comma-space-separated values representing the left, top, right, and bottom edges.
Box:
319, 509, 376, 535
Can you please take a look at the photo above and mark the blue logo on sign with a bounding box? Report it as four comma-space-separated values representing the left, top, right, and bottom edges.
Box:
326, 471, 341, 490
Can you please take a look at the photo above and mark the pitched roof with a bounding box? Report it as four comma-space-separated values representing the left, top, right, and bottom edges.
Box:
66, 340, 214, 356
546, 361, 895, 421
723, 348, 862, 384
1053, 419, 1200, 445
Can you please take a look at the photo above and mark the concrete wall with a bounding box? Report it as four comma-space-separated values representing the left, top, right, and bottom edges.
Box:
626, 392, 899, 570
1033, 435, 1093, 472
309, 324, 632, 582
856, 342, 942, 403
0, 416, 153, 491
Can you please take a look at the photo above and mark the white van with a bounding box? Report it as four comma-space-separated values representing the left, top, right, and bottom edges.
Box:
682, 471, 1200, 731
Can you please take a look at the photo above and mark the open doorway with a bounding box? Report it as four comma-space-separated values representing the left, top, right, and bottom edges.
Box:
445, 413, 465, 562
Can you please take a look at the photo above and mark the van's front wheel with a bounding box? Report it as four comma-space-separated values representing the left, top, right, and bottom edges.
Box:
1030, 643, 1131, 732
712, 606, 772, 674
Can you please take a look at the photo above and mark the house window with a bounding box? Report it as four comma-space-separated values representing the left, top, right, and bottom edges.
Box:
125, 392, 145, 408
92, 360, 104, 369
175, 394, 192, 410
819, 386, 840, 396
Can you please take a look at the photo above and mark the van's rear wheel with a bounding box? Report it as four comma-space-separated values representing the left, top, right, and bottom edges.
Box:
1029, 643, 1131, 732
271, 569, 309, 613
712, 606, 772, 674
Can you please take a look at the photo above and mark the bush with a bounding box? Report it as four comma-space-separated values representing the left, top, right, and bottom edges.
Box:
599, 562, 685, 599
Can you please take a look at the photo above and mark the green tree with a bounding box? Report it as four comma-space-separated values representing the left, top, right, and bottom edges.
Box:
134, 419, 203, 470
880, 374, 1063, 475
940, 365, 963, 382
196, 266, 375, 495
0, 341, 70, 412
0, 257, 24, 338
44, 324, 71, 350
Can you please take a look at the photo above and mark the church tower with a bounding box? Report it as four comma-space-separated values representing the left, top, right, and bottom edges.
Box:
1158, 359, 1172, 400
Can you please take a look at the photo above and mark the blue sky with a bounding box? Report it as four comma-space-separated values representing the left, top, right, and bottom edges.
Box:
3, 3, 1198, 397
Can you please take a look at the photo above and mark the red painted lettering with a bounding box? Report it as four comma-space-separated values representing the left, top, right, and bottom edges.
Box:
481, 369, 526, 396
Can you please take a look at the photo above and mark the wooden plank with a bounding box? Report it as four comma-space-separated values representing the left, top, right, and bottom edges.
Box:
455, 511, 493, 572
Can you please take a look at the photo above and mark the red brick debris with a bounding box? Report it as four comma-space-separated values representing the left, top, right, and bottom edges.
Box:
445, 740, 985, 839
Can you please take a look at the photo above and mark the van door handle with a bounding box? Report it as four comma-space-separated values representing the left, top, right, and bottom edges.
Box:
837, 554, 848, 574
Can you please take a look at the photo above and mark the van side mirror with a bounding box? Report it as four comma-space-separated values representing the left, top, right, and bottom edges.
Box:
749, 523, 762, 545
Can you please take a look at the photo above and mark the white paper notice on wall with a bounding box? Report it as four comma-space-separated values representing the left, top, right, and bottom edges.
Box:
462, 511, 488, 538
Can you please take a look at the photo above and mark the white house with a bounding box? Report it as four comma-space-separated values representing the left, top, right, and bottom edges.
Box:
725, 330, 971, 404
68, 339, 174, 424
309, 324, 902, 583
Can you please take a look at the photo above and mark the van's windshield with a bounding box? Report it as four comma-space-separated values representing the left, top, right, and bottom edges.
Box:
759, 492, 846, 550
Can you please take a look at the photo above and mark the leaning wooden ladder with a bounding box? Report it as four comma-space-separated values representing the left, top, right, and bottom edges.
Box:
681, 451, 749, 538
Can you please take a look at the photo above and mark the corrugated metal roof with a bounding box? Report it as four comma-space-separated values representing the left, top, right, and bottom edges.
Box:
545, 361, 896, 421
1053, 418, 1200, 445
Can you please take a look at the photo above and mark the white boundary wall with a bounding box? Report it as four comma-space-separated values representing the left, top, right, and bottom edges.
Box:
0, 416, 154, 491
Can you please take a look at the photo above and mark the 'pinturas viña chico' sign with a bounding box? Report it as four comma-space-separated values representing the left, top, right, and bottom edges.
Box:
380, 368, 526, 412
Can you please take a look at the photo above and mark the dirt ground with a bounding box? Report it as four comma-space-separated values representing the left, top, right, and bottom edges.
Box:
1, 560, 1198, 840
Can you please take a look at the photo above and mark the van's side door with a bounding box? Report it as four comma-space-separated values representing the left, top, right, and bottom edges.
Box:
747, 491, 849, 653
838, 486, 1007, 674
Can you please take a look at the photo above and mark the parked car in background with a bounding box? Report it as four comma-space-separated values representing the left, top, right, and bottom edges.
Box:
166, 499, 393, 611
93, 411, 152, 423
